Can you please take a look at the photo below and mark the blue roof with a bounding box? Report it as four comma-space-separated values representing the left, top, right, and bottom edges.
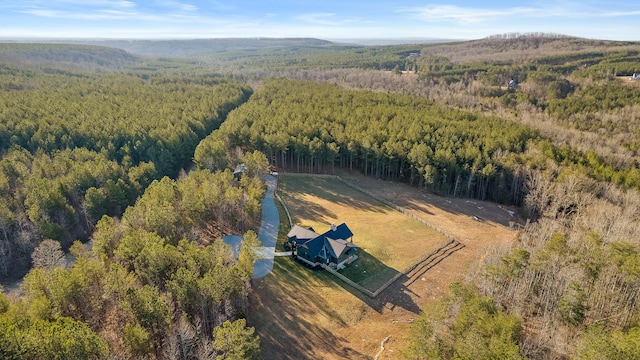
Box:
300, 236, 325, 258
296, 223, 356, 261
322, 223, 353, 241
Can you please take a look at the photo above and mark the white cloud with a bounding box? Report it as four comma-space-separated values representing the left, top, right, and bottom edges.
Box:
296, 13, 340, 26
600, 9, 640, 17
403, 3, 640, 24
157, 1, 198, 12
404, 5, 546, 24
112, 1, 136, 7
19, 8, 160, 21
14, 0, 201, 22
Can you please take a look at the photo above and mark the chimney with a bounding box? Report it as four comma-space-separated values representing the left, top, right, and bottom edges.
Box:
330, 223, 337, 231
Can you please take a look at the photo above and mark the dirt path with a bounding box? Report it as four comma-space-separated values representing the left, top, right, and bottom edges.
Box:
249, 174, 522, 359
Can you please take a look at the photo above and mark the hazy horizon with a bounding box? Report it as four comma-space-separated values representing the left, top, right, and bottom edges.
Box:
1, 1, 638, 42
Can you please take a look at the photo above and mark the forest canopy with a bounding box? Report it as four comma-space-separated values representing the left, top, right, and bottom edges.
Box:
196, 79, 538, 203
0, 64, 252, 278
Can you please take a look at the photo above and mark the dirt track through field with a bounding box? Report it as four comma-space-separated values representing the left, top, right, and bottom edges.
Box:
248, 173, 521, 359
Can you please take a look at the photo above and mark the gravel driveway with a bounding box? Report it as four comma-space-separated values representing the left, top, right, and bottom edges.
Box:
223, 174, 281, 279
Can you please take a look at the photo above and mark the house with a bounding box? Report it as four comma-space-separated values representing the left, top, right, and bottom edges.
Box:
631, 73, 639, 81
233, 163, 247, 180
287, 223, 359, 270
507, 79, 518, 88
287, 225, 319, 246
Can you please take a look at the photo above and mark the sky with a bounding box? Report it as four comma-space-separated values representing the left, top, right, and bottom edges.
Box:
0, 0, 639, 41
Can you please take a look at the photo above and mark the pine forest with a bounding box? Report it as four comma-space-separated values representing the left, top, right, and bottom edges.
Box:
1, 36, 640, 359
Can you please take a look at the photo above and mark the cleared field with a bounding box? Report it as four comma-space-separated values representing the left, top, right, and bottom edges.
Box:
248, 173, 520, 359
277, 175, 448, 291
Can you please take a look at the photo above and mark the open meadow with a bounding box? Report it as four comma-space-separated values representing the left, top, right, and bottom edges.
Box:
248, 174, 520, 359
277, 175, 450, 290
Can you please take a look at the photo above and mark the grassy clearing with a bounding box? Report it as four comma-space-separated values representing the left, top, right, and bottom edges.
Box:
277, 174, 447, 290
249, 256, 379, 359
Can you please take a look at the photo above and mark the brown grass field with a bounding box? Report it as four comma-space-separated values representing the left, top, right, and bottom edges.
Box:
247, 173, 521, 359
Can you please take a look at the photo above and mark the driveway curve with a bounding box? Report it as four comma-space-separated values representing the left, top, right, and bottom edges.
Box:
223, 174, 282, 279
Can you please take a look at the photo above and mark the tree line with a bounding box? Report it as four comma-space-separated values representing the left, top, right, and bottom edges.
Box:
0, 69, 252, 175
195, 79, 538, 204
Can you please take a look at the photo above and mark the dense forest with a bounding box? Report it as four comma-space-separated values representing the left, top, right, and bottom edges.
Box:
1, 169, 265, 358
0, 45, 267, 359
401, 36, 640, 358
0, 43, 141, 71
1, 35, 640, 359
196, 79, 537, 204
0, 64, 252, 276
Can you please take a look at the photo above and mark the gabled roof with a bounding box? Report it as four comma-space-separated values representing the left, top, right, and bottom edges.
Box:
287, 225, 319, 242
299, 235, 325, 257
328, 238, 358, 258
326, 237, 347, 259
322, 223, 353, 241
293, 223, 357, 264
302, 235, 358, 261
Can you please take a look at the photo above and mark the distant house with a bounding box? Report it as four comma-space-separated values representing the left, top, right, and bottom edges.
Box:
507, 79, 518, 88
631, 73, 639, 81
287, 223, 358, 270
233, 163, 247, 180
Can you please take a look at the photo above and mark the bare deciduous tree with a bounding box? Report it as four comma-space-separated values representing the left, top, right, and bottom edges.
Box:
31, 239, 65, 269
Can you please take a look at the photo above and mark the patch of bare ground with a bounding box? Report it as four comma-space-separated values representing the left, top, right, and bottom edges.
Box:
616, 76, 640, 87
248, 173, 522, 359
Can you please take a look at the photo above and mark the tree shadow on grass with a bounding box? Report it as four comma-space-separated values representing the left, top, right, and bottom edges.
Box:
279, 176, 388, 221
249, 257, 369, 360
280, 190, 338, 224
340, 174, 524, 229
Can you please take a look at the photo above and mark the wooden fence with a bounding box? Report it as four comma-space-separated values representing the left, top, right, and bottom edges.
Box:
335, 176, 456, 241
322, 238, 460, 298
321, 264, 377, 298
274, 193, 292, 227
